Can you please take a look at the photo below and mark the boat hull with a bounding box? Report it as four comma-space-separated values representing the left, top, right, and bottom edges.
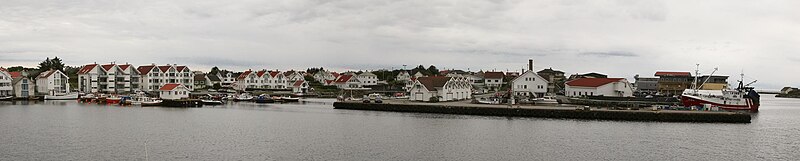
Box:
680, 95, 759, 112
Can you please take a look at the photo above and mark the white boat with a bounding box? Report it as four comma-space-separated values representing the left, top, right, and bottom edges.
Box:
234, 93, 254, 101
474, 97, 501, 104
129, 93, 162, 106
0, 96, 13, 101
278, 96, 300, 102
201, 99, 224, 105
44, 93, 80, 100
533, 96, 559, 105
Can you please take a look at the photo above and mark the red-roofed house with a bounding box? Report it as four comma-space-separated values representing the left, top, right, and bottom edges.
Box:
334, 75, 361, 89
409, 76, 472, 102
78, 63, 141, 93
234, 70, 256, 91
291, 80, 309, 94
9, 70, 33, 98
565, 78, 633, 97
159, 83, 189, 100
139, 64, 194, 92
0, 68, 12, 96
483, 72, 505, 91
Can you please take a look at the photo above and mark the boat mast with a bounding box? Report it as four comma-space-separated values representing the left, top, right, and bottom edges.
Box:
698, 67, 717, 90
691, 64, 700, 94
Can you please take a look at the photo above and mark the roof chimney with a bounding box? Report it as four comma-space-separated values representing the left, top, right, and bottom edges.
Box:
528, 59, 533, 71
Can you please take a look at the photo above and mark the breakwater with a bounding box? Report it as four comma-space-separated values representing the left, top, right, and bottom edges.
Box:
333, 102, 751, 123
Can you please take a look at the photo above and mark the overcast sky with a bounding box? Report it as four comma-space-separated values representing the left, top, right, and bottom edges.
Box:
1, 0, 798, 89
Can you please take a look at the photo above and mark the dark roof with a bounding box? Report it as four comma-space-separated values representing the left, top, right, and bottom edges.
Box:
335, 75, 353, 83
655, 71, 691, 77
102, 64, 115, 71
293, 80, 305, 87
207, 75, 221, 81
194, 74, 206, 81
417, 76, 451, 91
566, 78, 624, 87
78, 64, 98, 74
38, 70, 58, 78
537, 68, 564, 74
484, 72, 504, 79
238, 71, 252, 80
138, 65, 155, 75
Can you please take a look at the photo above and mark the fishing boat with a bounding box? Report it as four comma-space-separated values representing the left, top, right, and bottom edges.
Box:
44, 93, 80, 100
680, 67, 760, 113
473, 97, 502, 104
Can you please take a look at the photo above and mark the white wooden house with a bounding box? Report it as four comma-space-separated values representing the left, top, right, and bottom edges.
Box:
357, 72, 378, 86
36, 69, 70, 95
483, 72, 504, 91
159, 83, 190, 100
408, 76, 472, 102
0, 68, 12, 96
511, 71, 550, 98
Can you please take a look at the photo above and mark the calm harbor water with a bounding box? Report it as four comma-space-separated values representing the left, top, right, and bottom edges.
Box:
1, 95, 798, 160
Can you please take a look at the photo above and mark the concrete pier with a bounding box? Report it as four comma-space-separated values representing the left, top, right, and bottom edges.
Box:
333, 101, 751, 123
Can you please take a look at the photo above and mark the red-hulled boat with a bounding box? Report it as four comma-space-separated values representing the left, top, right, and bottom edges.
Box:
680, 71, 760, 112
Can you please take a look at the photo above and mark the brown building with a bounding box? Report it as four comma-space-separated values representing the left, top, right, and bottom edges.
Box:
655, 71, 693, 96
537, 68, 566, 94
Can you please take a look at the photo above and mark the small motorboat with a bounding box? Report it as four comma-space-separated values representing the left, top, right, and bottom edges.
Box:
44, 93, 80, 100
234, 93, 254, 102
201, 99, 225, 105
278, 96, 300, 102
474, 97, 501, 104
254, 94, 274, 103
0, 96, 13, 101
533, 96, 559, 105
130, 94, 161, 106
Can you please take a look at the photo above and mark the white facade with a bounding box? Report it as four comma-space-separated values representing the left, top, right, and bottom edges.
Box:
409, 76, 472, 102
36, 70, 70, 95
357, 72, 378, 86
138, 64, 194, 92
565, 78, 634, 97
235, 70, 295, 91
159, 84, 190, 100
313, 70, 336, 83
511, 71, 550, 98
396, 71, 411, 82
334, 75, 362, 89
77, 64, 141, 94
292, 80, 309, 93
0, 69, 12, 96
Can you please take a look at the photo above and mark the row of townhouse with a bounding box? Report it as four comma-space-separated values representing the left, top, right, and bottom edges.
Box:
312, 70, 379, 89
233, 69, 305, 91
77, 63, 194, 94
0, 68, 51, 98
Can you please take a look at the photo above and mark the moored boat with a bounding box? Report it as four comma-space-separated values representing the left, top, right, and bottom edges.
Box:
255, 94, 274, 103
201, 99, 224, 105
680, 68, 760, 112
44, 93, 80, 100
234, 93, 254, 102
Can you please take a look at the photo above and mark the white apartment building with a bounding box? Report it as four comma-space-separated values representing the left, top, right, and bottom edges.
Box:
138, 64, 194, 92
77, 63, 141, 94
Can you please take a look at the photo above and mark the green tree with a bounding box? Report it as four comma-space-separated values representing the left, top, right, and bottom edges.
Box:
38, 57, 52, 71
427, 65, 439, 76
209, 66, 220, 75
50, 57, 65, 71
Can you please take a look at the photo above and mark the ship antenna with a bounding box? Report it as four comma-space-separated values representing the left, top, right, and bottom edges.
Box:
691, 64, 700, 95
